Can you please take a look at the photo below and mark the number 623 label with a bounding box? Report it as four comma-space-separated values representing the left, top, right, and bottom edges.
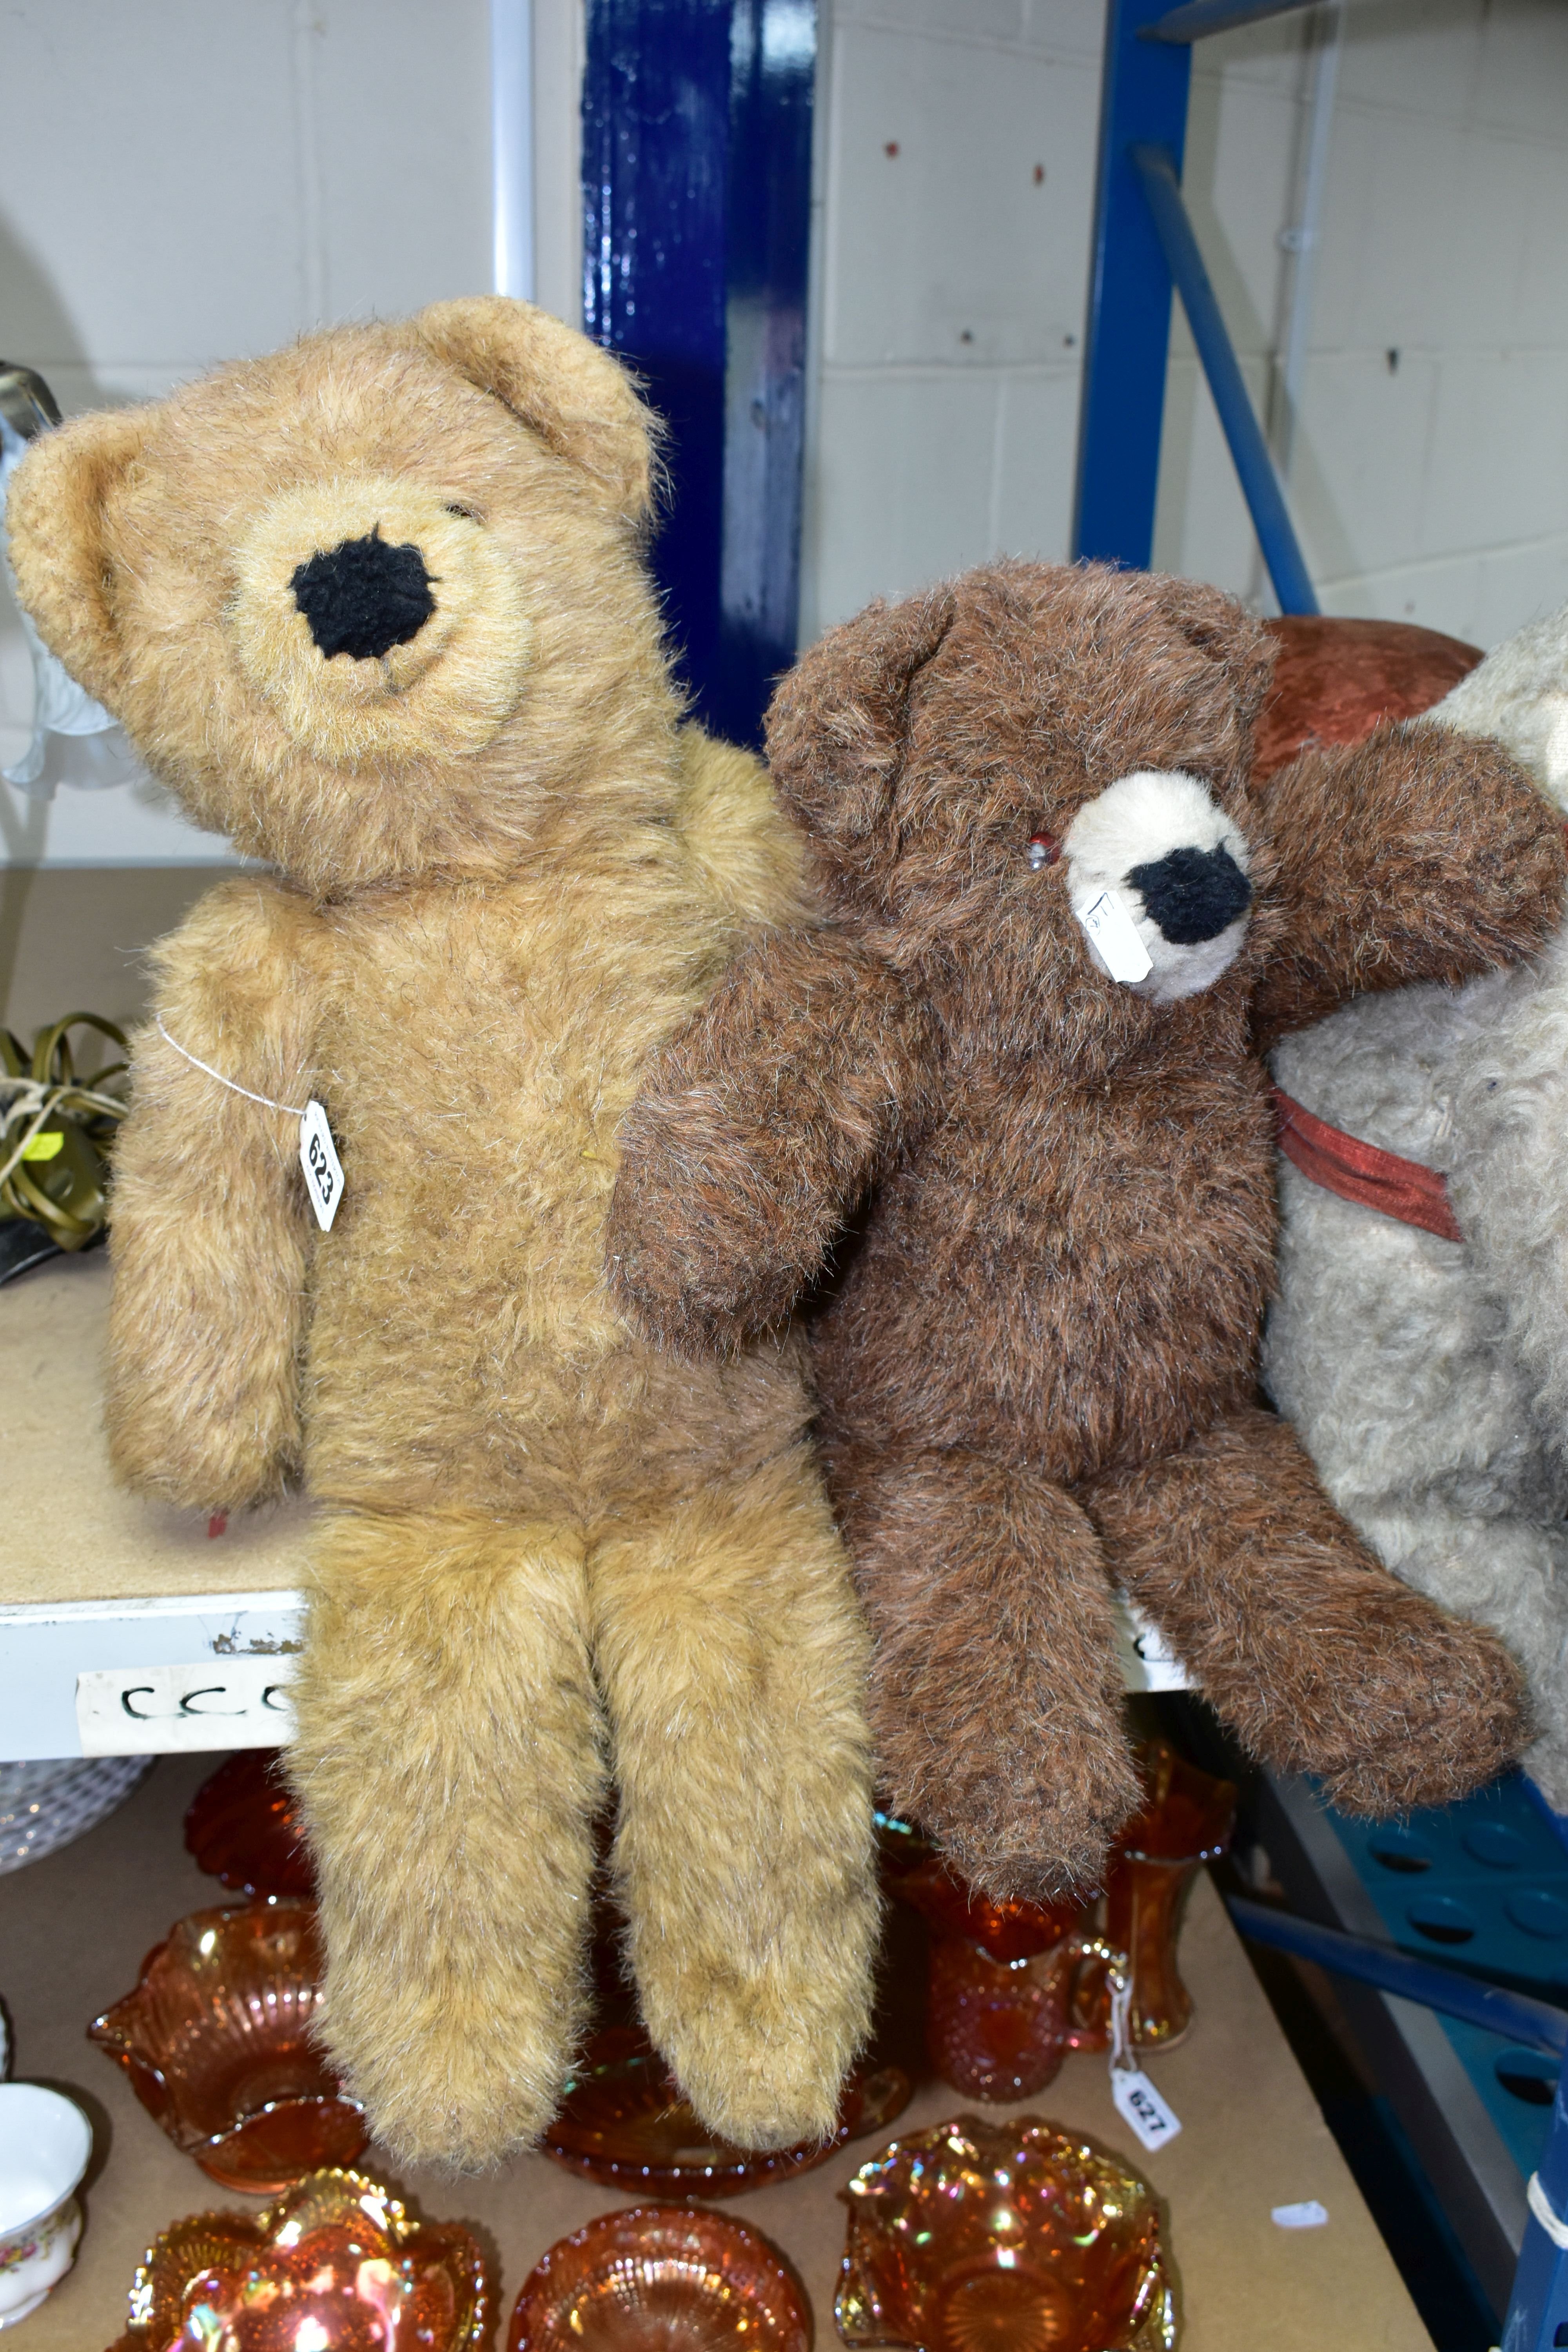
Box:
299, 1098, 345, 1232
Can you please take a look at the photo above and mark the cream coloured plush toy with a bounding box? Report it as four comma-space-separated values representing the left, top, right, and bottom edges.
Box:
5, 299, 878, 2165
1265, 606, 1568, 1808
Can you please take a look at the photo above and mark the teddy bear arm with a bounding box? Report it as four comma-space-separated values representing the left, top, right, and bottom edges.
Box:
671, 722, 820, 937
1249, 723, 1567, 1047
607, 927, 929, 1356
105, 880, 323, 1512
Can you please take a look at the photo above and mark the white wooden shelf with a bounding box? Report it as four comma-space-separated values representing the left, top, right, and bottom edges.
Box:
1, 1251, 1187, 1762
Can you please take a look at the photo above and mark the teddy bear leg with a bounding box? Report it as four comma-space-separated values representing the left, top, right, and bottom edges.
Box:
824, 1437, 1142, 1906
586, 1444, 879, 2152
287, 1505, 605, 2169
1083, 1405, 1528, 1813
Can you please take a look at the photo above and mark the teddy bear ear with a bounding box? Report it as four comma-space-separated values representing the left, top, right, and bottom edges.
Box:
766, 584, 960, 844
414, 297, 658, 525
1145, 572, 1277, 744
4, 406, 150, 708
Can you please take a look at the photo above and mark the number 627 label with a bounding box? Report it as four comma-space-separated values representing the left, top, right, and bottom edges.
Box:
299, 1098, 345, 1232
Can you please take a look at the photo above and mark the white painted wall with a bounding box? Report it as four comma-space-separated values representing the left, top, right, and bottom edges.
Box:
803, 0, 1568, 653
1161, 0, 1568, 643
0, 0, 584, 869
800, 0, 1103, 645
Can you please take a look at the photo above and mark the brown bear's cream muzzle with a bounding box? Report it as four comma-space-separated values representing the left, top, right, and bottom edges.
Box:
227, 477, 532, 765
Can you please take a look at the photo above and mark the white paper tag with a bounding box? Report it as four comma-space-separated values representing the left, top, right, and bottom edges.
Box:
299, 1098, 344, 1231
1080, 889, 1154, 984
1111, 2065, 1183, 2151
76, 1659, 296, 1756
1271, 2200, 1328, 2229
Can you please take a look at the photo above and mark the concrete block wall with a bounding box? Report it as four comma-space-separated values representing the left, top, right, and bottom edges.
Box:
4, 0, 1564, 879
804, 0, 1568, 652
800, 0, 1104, 643
1159, 0, 1568, 644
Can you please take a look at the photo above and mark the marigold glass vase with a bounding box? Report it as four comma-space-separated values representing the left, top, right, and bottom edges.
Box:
1087, 1736, 1237, 2050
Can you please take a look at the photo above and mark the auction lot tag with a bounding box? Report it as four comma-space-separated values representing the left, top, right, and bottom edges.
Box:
1080, 889, 1154, 985
1111, 2065, 1183, 2152
299, 1098, 344, 1231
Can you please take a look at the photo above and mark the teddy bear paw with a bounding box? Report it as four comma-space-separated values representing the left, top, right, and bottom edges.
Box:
1299, 1613, 1528, 1817
891, 1739, 1145, 1909
314, 1973, 577, 2172
661, 2007, 847, 2154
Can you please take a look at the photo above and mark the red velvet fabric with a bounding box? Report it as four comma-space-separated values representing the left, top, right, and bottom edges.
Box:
1255, 615, 1483, 783
1274, 1085, 1464, 1243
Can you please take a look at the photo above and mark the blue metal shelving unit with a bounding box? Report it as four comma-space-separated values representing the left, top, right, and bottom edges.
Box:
1071, 0, 1320, 613
1250, 1768, 1568, 2345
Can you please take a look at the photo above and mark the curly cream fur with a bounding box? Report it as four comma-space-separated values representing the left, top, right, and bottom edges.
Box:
1266, 605, 1568, 1807
6, 301, 876, 2165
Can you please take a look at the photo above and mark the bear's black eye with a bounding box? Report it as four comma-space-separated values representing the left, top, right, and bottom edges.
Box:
444, 500, 482, 523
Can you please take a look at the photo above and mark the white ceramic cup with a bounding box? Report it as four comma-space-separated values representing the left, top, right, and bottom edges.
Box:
0, 2083, 93, 2329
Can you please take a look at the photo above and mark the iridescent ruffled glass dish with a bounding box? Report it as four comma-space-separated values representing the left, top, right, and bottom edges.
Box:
184, 1749, 315, 1899
544, 2022, 911, 2196
837, 2116, 1176, 2352
105, 2169, 488, 2352
508, 2205, 809, 2351
89, 1899, 366, 2192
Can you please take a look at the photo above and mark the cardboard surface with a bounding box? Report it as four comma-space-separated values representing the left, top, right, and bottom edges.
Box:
1, 1753, 1434, 2350
0, 1256, 311, 1607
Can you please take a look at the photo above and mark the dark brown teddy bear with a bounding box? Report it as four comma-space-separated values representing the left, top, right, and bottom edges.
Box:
606, 561, 1567, 1900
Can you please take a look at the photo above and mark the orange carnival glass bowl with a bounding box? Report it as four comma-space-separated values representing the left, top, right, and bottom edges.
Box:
544, 2022, 910, 2198
837, 2116, 1176, 2352
89, 1898, 367, 2194
184, 1749, 315, 1900
508, 2205, 809, 2352
104, 2168, 488, 2352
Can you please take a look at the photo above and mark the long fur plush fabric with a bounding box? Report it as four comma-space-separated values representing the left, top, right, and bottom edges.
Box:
608, 562, 1566, 1901
1265, 606, 1568, 1808
5, 302, 879, 2167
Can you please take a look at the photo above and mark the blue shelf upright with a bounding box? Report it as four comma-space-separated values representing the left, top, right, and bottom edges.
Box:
1072, 0, 1319, 612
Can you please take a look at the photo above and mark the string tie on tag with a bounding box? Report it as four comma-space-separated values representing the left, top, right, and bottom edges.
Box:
1109, 1962, 1136, 2073
155, 1019, 308, 1116
153, 1020, 345, 1233
1096, 1942, 1183, 2151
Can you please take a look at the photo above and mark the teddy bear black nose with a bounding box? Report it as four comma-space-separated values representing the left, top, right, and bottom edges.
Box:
1127, 842, 1252, 946
291, 524, 437, 661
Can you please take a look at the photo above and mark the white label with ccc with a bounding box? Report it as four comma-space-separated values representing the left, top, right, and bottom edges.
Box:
76, 1659, 297, 1755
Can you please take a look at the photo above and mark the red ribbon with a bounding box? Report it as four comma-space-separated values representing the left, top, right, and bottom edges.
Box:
1273, 1085, 1463, 1244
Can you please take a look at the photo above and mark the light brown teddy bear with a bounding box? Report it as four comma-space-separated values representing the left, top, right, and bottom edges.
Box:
6, 299, 878, 2167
